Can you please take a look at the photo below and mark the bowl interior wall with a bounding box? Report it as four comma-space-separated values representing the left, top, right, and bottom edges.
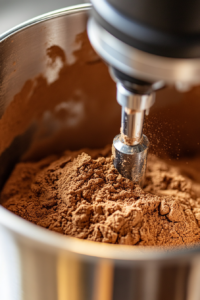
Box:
1, 8, 200, 195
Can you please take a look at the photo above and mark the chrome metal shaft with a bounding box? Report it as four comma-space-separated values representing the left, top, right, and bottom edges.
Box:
121, 107, 145, 145
112, 82, 155, 185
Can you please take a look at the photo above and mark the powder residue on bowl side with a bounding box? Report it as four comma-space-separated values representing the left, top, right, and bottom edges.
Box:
2, 147, 200, 247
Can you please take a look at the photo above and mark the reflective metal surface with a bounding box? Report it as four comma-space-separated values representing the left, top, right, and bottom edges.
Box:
117, 82, 155, 146
1, 5, 200, 300
121, 107, 145, 145
116, 82, 155, 111
0, 4, 90, 116
112, 134, 149, 185
88, 18, 200, 86
0, 0, 84, 35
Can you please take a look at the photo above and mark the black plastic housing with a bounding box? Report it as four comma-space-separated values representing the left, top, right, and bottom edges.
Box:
90, 0, 200, 58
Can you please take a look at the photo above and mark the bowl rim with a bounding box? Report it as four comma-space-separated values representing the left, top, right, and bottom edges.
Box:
1, 204, 200, 262
0, 3, 91, 42
1, 4, 200, 262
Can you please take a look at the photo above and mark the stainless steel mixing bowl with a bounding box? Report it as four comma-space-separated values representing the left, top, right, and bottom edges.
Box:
1, 4, 200, 300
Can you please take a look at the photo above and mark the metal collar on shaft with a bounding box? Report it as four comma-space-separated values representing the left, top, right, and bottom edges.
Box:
117, 82, 155, 110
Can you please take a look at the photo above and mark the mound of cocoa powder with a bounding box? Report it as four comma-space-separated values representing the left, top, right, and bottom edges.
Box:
2, 146, 200, 247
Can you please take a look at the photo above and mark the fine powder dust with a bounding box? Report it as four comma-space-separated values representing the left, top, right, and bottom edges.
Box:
2, 146, 200, 247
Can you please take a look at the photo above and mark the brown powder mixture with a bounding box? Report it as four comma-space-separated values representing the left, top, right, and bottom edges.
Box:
2, 146, 200, 248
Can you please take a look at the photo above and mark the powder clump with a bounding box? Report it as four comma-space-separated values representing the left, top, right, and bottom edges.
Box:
2, 147, 200, 247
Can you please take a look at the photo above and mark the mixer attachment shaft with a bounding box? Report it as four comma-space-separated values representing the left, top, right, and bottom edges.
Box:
112, 82, 155, 185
